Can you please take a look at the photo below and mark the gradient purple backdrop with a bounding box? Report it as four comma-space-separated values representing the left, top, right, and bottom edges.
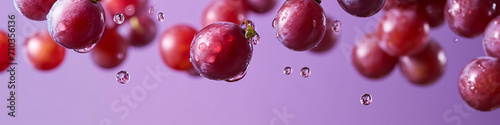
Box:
1, 0, 499, 125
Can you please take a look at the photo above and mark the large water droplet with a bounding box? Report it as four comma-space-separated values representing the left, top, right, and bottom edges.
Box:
360, 94, 372, 105
157, 12, 165, 22
113, 13, 125, 24
300, 67, 311, 78
252, 33, 260, 45
225, 70, 247, 82
241, 20, 259, 45
116, 71, 130, 84
148, 6, 156, 16
74, 43, 97, 53
284, 66, 292, 75
272, 18, 277, 28
333, 20, 341, 33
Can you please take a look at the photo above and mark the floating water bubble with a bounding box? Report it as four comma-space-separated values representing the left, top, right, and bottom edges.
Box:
113, 13, 125, 24
333, 20, 341, 33
157, 12, 165, 22
454, 38, 459, 43
74, 43, 97, 53
116, 71, 130, 84
148, 6, 156, 16
124, 4, 135, 16
284, 67, 292, 75
360, 94, 372, 105
300, 67, 311, 78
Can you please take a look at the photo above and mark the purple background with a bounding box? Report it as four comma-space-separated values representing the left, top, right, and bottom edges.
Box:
1, 0, 500, 125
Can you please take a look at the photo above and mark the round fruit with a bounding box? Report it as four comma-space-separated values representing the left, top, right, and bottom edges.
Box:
25, 30, 65, 70
483, 16, 500, 59
399, 40, 446, 85
444, 0, 499, 38
202, 0, 247, 27
91, 28, 128, 69
159, 24, 197, 71
14, 0, 57, 21
352, 33, 398, 79
337, 0, 386, 17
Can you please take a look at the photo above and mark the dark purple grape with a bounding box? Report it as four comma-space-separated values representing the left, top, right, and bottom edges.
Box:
117, 14, 157, 47
91, 28, 128, 69
458, 56, 500, 111
47, 0, 106, 52
352, 33, 398, 79
310, 17, 339, 53
190, 22, 254, 81
399, 40, 446, 85
337, 0, 386, 17
274, 0, 326, 51
14, 0, 57, 21
419, 0, 447, 28
483, 16, 500, 59
444, 0, 499, 38
245, 0, 277, 13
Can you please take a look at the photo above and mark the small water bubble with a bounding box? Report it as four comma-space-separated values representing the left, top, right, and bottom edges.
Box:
454, 38, 459, 43
272, 18, 277, 28
300, 67, 311, 78
252, 33, 260, 45
113, 13, 125, 24
157, 12, 165, 22
124, 4, 135, 16
226, 71, 247, 82
284, 66, 292, 75
116, 71, 130, 84
148, 6, 156, 16
333, 20, 341, 33
74, 43, 97, 53
360, 94, 372, 105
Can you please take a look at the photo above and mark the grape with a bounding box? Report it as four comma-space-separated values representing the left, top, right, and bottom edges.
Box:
419, 0, 446, 28
102, 0, 148, 18
444, 0, 499, 38
46, 0, 106, 51
245, 0, 277, 13
337, 0, 386, 17
483, 16, 500, 59
190, 22, 254, 81
274, 0, 326, 51
25, 30, 65, 70
0, 31, 11, 72
352, 33, 398, 79
310, 17, 339, 53
13, 0, 57, 21
117, 15, 157, 47
202, 0, 247, 27
377, 5, 429, 56
159, 24, 197, 71
91, 28, 128, 69
458, 56, 500, 111
399, 40, 446, 85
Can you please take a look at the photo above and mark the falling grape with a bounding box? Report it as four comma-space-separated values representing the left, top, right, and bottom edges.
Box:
116, 71, 130, 84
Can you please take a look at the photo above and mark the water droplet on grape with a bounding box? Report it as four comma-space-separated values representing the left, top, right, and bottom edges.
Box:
148, 6, 156, 16
199, 42, 207, 51
124, 4, 135, 16
241, 20, 256, 30
300, 67, 311, 78
272, 18, 277, 28
284, 66, 292, 75
360, 94, 372, 105
113, 13, 125, 24
333, 20, 341, 33
225, 70, 247, 82
252, 33, 260, 45
74, 43, 97, 53
157, 12, 165, 22
116, 71, 130, 84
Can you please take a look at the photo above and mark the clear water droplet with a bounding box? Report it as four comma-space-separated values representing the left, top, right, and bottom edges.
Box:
300, 67, 311, 78
284, 66, 292, 75
241, 20, 256, 30
252, 33, 260, 45
454, 38, 459, 43
124, 4, 135, 16
148, 6, 156, 16
226, 70, 247, 82
272, 18, 277, 28
199, 42, 206, 51
116, 71, 130, 84
113, 13, 125, 24
360, 94, 372, 105
333, 20, 341, 33
74, 43, 97, 53
157, 12, 165, 22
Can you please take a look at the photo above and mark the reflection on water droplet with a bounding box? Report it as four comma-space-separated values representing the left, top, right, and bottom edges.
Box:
74, 43, 97, 53
157, 12, 165, 22
149, 6, 156, 16
116, 71, 130, 84
284, 66, 292, 75
272, 18, 277, 28
360, 94, 372, 105
226, 70, 247, 82
333, 20, 341, 33
113, 13, 125, 24
300, 67, 311, 78
252, 33, 260, 45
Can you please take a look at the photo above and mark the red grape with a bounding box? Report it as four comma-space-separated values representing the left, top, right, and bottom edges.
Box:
419, 0, 447, 28
25, 30, 65, 70
483, 16, 500, 59
352, 33, 398, 79
245, 0, 277, 13
0, 31, 11, 72
91, 28, 128, 69
377, 5, 429, 56
14, 0, 57, 21
117, 15, 157, 47
337, 0, 386, 17
159, 24, 197, 71
444, 0, 499, 38
190, 22, 254, 81
458, 56, 500, 111
399, 40, 446, 85
274, 0, 326, 51
46, 0, 106, 52
310, 17, 339, 53
202, 0, 247, 27
102, 0, 148, 19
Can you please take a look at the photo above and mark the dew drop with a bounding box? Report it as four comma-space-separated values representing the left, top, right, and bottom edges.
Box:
74, 43, 97, 53
333, 20, 341, 33
225, 70, 247, 82
284, 66, 292, 75
157, 12, 165, 22
113, 13, 125, 25
300, 67, 311, 78
360, 94, 372, 105
116, 71, 130, 84
272, 18, 277, 28
148, 6, 156, 16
